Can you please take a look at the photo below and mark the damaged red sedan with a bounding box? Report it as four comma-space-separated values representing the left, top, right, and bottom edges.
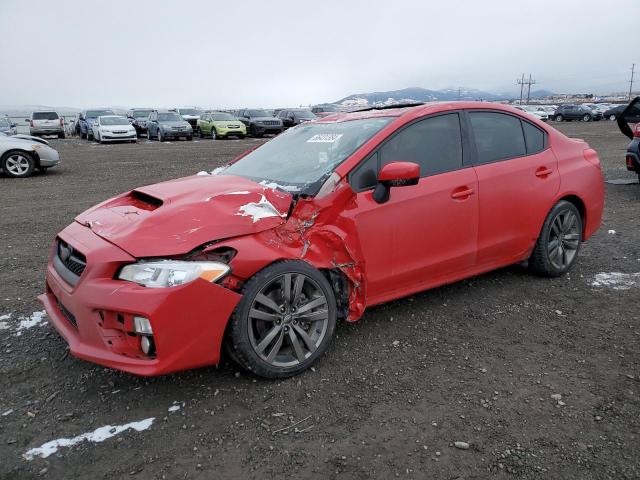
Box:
39, 102, 604, 378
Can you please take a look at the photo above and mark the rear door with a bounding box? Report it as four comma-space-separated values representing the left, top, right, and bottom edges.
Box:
467, 110, 559, 267
349, 112, 479, 302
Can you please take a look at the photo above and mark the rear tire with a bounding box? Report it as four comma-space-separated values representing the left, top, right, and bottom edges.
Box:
609, 114, 616, 121
227, 260, 337, 378
582, 114, 592, 122
58, 133, 65, 139
529, 200, 582, 277
555, 114, 563, 122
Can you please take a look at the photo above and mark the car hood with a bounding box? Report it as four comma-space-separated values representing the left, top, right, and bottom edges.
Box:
0, 134, 49, 146
75, 174, 293, 258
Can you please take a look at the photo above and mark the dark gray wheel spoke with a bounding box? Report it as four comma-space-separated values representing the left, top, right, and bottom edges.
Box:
552, 217, 562, 236
296, 297, 327, 314
255, 293, 281, 313
563, 239, 579, 250
256, 325, 282, 354
297, 309, 329, 322
293, 325, 317, 353
265, 330, 285, 363
562, 213, 575, 232
282, 273, 292, 306
288, 329, 306, 362
250, 308, 279, 322
292, 274, 304, 306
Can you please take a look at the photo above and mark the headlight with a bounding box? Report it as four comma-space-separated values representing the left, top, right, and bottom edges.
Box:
118, 260, 229, 288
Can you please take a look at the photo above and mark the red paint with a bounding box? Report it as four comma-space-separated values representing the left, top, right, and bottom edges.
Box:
40, 102, 604, 376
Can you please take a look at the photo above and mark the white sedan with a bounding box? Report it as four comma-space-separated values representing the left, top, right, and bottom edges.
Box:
513, 105, 549, 122
92, 115, 137, 143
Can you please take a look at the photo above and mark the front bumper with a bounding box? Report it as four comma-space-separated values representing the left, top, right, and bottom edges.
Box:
252, 124, 283, 135
37, 147, 60, 167
217, 126, 246, 137
39, 221, 241, 376
163, 129, 193, 139
100, 133, 137, 142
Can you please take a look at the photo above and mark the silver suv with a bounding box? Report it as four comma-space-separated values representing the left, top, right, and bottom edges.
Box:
28, 111, 65, 138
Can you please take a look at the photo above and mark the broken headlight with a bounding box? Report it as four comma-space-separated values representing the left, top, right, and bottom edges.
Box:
118, 260, 229, 288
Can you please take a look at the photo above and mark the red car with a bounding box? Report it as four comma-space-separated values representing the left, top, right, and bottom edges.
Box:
39, 102, 604, 378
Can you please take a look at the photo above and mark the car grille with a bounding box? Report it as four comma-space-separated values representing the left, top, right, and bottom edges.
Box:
112, 130, 127, 134
173, 126, 186, 130
57, 299, 77, 328
53, 239, 86, 286
228, 124, 241, 128
262, 120, 279, 126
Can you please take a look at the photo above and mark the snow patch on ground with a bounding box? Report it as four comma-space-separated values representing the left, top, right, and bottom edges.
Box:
0, 313, 11, 330
23, 417, 155, 460
15, 311, 47, 336
168, 404, 181, 413
237, 195, 286, 223
591, 272, 640, 290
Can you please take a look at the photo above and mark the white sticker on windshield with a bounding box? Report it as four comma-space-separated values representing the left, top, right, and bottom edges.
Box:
307, 133, 343, 143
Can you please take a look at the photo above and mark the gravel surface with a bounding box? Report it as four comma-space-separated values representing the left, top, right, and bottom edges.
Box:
1, 123, 639, 479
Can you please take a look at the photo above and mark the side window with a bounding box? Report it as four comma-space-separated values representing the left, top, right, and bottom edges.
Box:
349, 152, 379, 191
379, 113, 463, 177
468, 112, 526, 164
522, 121, 545, 154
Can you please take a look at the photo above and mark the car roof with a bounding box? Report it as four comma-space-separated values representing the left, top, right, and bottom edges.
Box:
315, 101, 543, 123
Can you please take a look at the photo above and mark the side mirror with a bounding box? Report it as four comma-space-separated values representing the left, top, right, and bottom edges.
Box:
373, 161, 420, 204
25, 119, 29, 122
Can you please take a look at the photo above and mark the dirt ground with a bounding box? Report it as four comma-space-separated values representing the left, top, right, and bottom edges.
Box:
1, 121, 639, 480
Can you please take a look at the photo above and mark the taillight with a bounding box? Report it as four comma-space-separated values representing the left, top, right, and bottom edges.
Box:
29, 120, 34, 128
633, 123, 640, 138
627, 155, 635, 168
60, 118, 64, 127
583, 148, 601, 167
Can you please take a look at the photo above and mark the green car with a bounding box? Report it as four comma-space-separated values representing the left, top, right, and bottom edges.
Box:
197, 112, 246, 139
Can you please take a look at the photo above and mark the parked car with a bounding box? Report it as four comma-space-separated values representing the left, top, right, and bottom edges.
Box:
91, 115, 137, 144
277, 109, 317, 128
603, 104, 626, 121
39, 102, 604, 378
173, 107, 202, 131
616, 97, 640, 181
147, 110, 193, 141
311, 104, 341, 117
78, 109, 114, 140
584, 103, 608, 116
197, 111, 246, 139
0, 116, 17, 135
27, 111, 65, 138
513, 105, 548, 122
236, 109, 283, 137
127, 109, 153, 137
553, 105, 602, 122
536, 106, 557, 118
0, 131, 60, 178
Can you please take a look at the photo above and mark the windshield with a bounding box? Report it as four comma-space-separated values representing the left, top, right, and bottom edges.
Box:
0, 118, 10, 127
101, 116, 129, 125
133, 110, 152, 118
212, 113, 236, 121
224, 118, 392, 194
247, 109, 271, 117
87, 110, 113, 119
178, 108, 200, 115
33, 112, 59, 120
158, 113, 183, 122
316, 105, 339, 112
294, 110, 316, 119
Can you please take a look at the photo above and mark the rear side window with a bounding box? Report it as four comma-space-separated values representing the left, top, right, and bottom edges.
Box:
469, 112, 526, 164
522, 121, 545, 154
379, 113, 463, 177
33, 112, 58, 120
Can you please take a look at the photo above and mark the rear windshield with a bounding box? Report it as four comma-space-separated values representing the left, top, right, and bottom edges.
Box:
33, 112, 59, 120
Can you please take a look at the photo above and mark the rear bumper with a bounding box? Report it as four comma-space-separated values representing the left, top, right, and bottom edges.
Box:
30, 127, 64, 135
39, 221, 241, 376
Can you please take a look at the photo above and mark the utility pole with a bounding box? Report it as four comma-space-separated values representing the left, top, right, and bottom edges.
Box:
629, 63, 635, 100
516, 73, 536, 104
517, 73, 525, 104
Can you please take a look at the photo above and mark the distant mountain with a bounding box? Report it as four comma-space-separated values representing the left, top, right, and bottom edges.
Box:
335, 87, 556, 106
0, 105, 81, 116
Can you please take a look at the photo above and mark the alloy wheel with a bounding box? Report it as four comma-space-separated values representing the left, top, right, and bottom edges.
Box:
547, 210, 580, 270
211, 128, 217, 140
5, 154, 31, 176
247, 273, 329, 368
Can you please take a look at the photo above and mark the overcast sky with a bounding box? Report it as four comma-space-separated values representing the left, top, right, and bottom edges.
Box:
1, 0, 637, 109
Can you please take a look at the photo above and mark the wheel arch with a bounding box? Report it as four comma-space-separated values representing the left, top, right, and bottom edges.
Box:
1, 148, 40, 168
555, 194, 587, 237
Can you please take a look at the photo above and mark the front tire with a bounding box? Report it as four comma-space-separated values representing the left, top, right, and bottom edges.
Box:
211, 128, 217, 140
529, 200, 582, 277
2, 150, 35, 178
227, 261, 337, 378
555, 114, 563, 122
582, 114, 592, 122
158, 129, 164, 142
609, 114, 616, 121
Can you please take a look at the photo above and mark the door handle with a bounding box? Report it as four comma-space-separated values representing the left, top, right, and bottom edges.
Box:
535, 167, 553, 177
451, 187, 474, 199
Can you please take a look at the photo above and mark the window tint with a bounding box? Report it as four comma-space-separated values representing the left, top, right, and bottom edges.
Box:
33, 112, 59, 120
350, 152, 378, 191
379, 113, 463, 177
522, 121, 545, 154
469, 112, 526, 164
